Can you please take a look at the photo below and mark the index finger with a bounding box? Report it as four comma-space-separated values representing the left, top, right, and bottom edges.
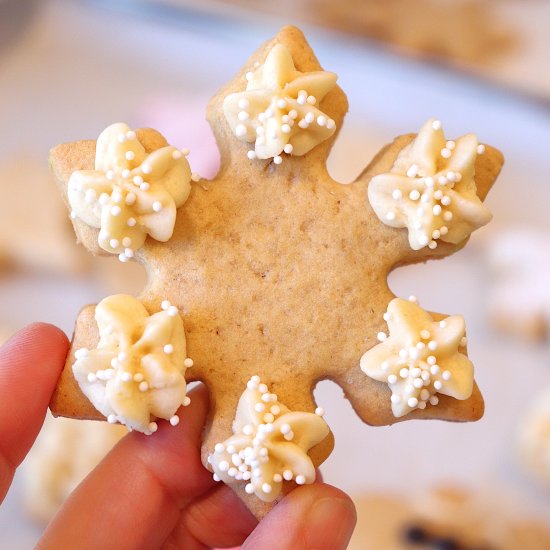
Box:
0, 323, 69, 502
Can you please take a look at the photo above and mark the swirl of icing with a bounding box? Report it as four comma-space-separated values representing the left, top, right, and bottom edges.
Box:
72, 295, 193, 434
223, 44, 338, 163
209, 376, 329, 502
68, 123, 192, 262
368, 119, 492, 250
360, 297, 474, 418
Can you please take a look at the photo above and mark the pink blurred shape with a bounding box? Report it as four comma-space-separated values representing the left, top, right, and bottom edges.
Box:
135, 95, 220, 180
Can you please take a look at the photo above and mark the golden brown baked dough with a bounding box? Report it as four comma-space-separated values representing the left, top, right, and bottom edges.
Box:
48, 26, 503, 517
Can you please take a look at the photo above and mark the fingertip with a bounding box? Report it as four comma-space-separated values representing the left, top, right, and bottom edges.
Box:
0, 322, 69, 478
243, 483, 356, 550
116, 382, 214, 504
2, 322, 69, 355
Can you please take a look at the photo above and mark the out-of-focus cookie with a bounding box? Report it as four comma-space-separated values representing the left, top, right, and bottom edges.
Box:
487, 228, 550, 341
0, 155, 88, 275
23, 414, 126, 525
48, 26, 502, 518
519, 387, 550, 491
217, 0, 515, 65
350, 486, 550, 550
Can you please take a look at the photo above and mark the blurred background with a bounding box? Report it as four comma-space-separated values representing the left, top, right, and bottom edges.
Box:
1, 0, 550, 547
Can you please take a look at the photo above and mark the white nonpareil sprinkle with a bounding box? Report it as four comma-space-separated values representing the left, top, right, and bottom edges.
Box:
406, 164, 419, 178
75, 348, 89, 360
170, 415, 180, 426
167, 306, 179, 317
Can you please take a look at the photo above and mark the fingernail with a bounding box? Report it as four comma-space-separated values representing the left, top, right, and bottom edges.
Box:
305, 497, 356, 549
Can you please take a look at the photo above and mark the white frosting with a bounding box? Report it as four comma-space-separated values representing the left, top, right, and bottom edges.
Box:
68, 123, 192, 261
360, 298, 474, 417
209, 376, 329, 502
223, 44, 338, 161
368, 119, 492, 250
72, 295, 193, 434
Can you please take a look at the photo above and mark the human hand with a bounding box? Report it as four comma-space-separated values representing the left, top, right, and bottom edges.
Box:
0, 324, 356, 549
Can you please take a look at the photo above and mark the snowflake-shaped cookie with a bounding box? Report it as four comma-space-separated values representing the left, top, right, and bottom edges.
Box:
49, 26, 503, 518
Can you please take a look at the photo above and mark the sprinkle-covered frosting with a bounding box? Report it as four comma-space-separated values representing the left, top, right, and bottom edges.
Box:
360, 297, 474, 418
208, 376, 329, 502
223, 44, 338, 164
368, 119, 492, 250
68, 123, 192, 262
72, 294, 193, 434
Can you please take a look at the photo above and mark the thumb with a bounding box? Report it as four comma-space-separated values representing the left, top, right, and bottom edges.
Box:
242, 483, 356, 550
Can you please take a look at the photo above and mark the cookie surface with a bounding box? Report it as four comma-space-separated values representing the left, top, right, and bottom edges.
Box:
49, 26, 502, 517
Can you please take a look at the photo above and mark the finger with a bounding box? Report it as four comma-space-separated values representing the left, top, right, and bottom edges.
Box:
38, 384, 216, 550
242, 483, 356, 550
0, 323, 69, 503
165, 483, 257, 548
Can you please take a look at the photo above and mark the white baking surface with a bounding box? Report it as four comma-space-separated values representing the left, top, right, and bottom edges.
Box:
0, 1, 549, 547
